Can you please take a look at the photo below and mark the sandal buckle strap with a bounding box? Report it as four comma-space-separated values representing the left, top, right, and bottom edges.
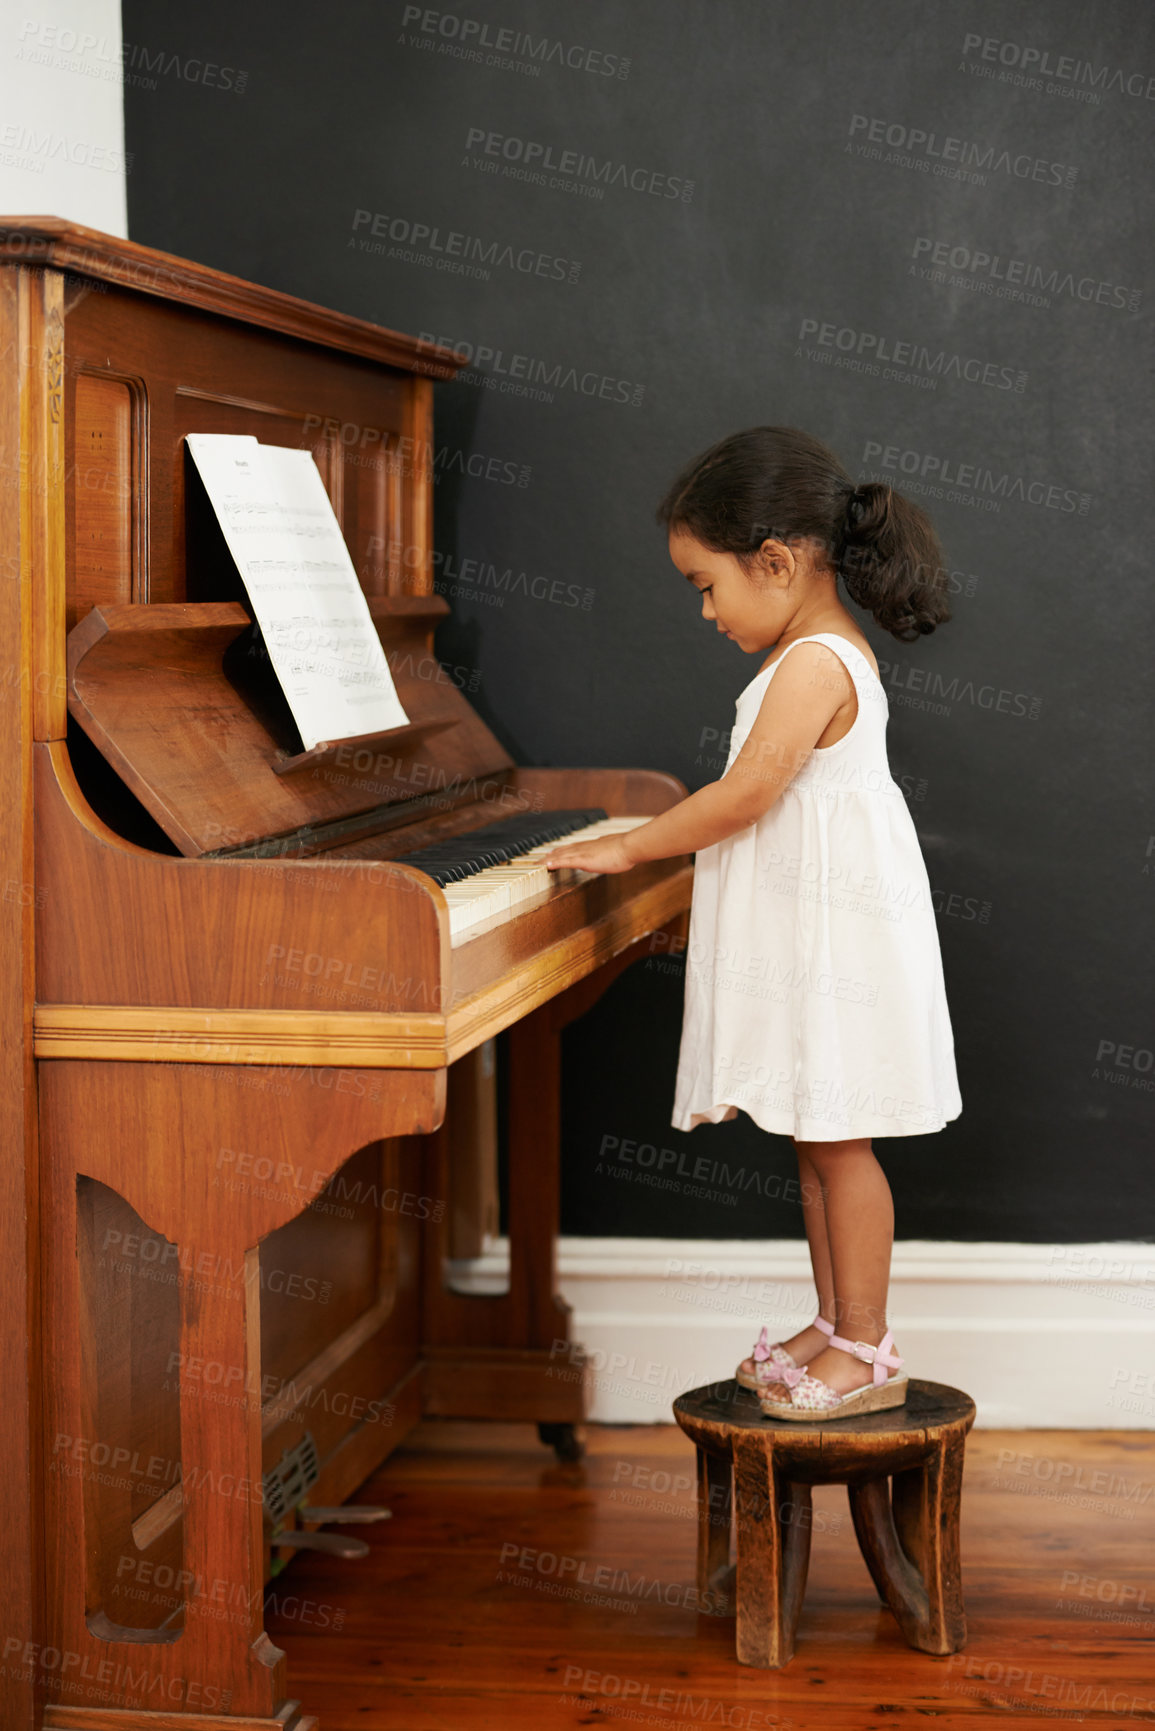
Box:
826, 1327, 904, 1384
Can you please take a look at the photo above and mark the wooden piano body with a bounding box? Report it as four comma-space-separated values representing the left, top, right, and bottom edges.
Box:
0, 220, 692, 1731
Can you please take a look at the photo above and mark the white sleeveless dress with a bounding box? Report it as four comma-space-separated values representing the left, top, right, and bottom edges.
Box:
671, 633, 962, 1140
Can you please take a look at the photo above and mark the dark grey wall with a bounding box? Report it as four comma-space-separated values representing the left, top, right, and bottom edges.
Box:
123, 0, 1154, 1241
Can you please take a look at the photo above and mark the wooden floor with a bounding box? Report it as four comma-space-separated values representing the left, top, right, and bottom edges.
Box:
266, 1418, 1155, 1729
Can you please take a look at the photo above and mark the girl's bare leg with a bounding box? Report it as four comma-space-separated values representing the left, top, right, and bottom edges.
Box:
785, 1136, 897, 1396
736, 1145, 836, 1382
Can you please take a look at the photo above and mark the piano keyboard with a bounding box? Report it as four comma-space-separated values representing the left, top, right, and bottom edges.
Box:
394, 808, 653, 943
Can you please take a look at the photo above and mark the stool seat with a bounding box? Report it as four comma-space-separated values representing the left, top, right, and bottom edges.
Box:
673, 1377, 976, 1668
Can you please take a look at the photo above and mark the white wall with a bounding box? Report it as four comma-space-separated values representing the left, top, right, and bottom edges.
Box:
0, 3, 127, 233
452, 1237, 1155, 1428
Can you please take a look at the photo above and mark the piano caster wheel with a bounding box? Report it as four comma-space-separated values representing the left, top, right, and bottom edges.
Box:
538, 1421, 584, 1462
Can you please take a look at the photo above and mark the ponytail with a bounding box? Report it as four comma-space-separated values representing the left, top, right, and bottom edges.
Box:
656, 427, 952, 643
835, 482, 952, 641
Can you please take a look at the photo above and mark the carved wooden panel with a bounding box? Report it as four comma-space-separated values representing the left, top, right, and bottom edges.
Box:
68, 372, 138, 630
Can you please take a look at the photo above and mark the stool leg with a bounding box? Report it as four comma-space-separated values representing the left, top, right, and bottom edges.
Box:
848, 1424, 968, 1655
732, 1435, 812, 1668
848, 1474, 929, 1646
892, 1422, 968, 1653
696, 1445, 732, 1605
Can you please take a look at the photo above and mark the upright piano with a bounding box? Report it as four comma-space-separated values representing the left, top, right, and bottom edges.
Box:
0, 219, 692, 1731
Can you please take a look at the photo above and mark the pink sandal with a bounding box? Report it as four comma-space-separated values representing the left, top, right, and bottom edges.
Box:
735, 1314, 834, 1392
757, 1326, 908, 1421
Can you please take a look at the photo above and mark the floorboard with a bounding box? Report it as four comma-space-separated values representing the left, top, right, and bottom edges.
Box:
264, 1421, 1155, 1728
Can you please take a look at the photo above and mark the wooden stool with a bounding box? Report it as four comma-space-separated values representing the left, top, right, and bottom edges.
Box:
673, 1377, 976, 1668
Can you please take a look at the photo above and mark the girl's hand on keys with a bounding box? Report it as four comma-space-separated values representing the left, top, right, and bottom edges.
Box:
543, 835, 636, 875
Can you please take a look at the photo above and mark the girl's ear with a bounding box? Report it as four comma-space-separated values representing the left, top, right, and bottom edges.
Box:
755, 536, 796, 581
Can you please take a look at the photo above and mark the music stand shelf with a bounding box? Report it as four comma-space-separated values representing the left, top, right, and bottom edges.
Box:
271, 714, 461, 776
65, 600, 500, 858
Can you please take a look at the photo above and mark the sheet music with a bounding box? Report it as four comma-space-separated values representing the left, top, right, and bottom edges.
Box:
185, 433, 410, 751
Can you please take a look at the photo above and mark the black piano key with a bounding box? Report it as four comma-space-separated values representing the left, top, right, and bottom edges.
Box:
401, 809, 606, 859
401, 843, 511, 864
394, 808, 608, 885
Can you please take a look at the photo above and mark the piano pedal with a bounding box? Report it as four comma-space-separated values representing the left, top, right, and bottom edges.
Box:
538, 1421, 585, 1462
298, 1503, 392, 1524
273, 1528, 370, 1560
263, 1433, 390, 1564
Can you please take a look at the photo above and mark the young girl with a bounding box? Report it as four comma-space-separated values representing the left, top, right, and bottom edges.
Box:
542, 426, 962, 1422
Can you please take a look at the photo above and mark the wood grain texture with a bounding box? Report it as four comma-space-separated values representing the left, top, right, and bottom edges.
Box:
42, 1707, 317, 1730
738, 1441, 814, 1667
68, 372, 138, 630
65, 600, 513, 854
398, 375, 434, 595
24, 269, 67, 742
675, 1378, 976, 1668
0, 243, 38, 1731
32, 1004, 449, 1067
446, 1042, 498, 1261
695, 1445, 732, 1603
33, 741, 450, 1016
0, 216, 466, 377
33, 858, 692, 1063
39, 1061, 444, 1722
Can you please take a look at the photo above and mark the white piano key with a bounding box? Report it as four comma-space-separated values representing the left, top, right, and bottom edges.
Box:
444, 815, 653, 943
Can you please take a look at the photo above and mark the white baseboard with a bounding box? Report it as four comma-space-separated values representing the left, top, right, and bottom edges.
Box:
452, 1237, 1155, 1428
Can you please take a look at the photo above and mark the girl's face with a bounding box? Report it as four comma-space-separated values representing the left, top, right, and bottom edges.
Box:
668, 527, 795, 653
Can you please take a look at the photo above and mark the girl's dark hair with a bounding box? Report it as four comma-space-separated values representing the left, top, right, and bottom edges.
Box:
656, 426, 951, 641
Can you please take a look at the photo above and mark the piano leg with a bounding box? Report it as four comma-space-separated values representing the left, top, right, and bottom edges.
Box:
422, 1006, 585, 1430
423, 920, 689, 1440
537, 1421, 584, 1462
506, 1000, 574, 1359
